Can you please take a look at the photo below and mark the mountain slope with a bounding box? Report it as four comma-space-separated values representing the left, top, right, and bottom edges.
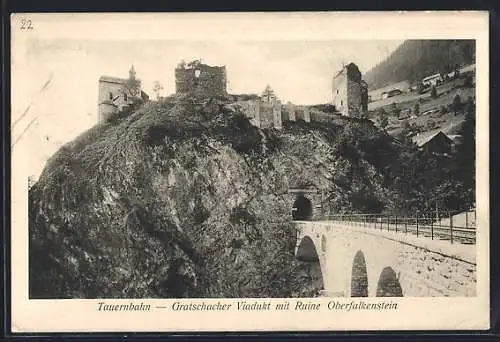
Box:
364, 40, 475, 90
28, 96, 428, 299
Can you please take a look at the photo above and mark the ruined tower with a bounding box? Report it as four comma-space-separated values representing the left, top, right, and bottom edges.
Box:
175, 60, 227, 98
332, 62, 368, 117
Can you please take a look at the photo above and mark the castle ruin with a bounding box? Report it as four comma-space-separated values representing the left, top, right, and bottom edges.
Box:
332, 62, 368, 117
175, 60, 227, 98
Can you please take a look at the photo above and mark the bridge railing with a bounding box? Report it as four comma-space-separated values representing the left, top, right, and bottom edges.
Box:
324, 210, 476, 245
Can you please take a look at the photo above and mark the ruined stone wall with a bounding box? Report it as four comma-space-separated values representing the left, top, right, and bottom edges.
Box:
346, 77, 363, 118
294, 107, 311, 123
259, 100, 282, 129
98, 80, 137, 122
272, 101, 282, 129
175, 64, 227, 97
283, 103, 296, 122
246, 100, 261, 128
98, 102, 118, 122
360, 82, 369, 112
260, 101, 275, 128
332, 74, 348, 116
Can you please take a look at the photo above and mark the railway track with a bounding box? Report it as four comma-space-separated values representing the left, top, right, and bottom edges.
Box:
326, 217, 476, 245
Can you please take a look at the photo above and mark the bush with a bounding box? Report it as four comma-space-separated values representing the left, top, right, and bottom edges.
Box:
463, 74, 473, 88
376, 109, 389, 130
413, 103, 420, 116
391, 102, 401, 118
451, 94, 463, 114
263, 129, 283, 154
430, 86, 438, 99
222, 112, 262, 155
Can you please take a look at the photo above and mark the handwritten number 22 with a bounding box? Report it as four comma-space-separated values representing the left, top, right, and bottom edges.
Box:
20, 18, 33, 30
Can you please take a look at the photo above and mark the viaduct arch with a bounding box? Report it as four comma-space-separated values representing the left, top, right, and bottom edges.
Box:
294, 221, 476, 297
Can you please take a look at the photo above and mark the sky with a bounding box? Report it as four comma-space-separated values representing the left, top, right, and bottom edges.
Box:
13, 38, 403, 178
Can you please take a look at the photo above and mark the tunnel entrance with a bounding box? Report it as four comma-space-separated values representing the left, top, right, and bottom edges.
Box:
292, 195, 313, 220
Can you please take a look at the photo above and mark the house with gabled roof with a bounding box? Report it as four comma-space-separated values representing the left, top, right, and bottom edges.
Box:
411, 130, 452, 155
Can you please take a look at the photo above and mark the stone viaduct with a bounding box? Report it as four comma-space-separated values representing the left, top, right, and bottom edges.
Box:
290, 193, 477, 298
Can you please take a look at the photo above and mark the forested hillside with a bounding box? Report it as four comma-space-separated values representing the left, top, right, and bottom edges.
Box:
364, 40, 475, 90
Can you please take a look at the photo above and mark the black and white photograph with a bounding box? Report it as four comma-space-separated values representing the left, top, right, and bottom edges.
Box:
11, 12, 489, 332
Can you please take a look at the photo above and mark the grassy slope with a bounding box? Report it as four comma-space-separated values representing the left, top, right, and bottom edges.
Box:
368, 77, 475, 137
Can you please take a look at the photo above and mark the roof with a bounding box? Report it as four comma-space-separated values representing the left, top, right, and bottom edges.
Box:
99, 100, 118, 106
99, 76, 128, 84
422, 73, 442, 81
369, 80, 410, 96
411, 130, 452, 147
384, 89, 402, 95
448, 134, 462, 141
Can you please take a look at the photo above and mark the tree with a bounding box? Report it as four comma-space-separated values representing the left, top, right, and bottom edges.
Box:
391, 102, 402, 118
376, 109, 389, 130
28, 175, 36, 190
261, 85, 277, 102
464, 96, 475, 113
463, 74, 473, 88
430, 86, 438, 99
401, 119, 411, 136
451, 94, 462, 114
407, 108, 412, 117
453, 102, 475, 208
153, 81, 164, 100
413, 103, 420, 116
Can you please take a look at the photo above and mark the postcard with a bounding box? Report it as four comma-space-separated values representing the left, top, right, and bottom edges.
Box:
10, 11, 489, 332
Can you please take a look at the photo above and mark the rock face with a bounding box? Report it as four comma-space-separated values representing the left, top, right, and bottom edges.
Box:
29, 96, 402, 299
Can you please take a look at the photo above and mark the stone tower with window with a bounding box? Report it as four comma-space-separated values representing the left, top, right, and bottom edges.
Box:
175, 60, 227, 98
332, 62, 368, 117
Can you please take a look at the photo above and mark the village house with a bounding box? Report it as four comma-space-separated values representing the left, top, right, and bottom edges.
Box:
368, 80, 411, 102
332, 62, 368, 117
381, 89, 403, 99
412, 130, 453, 155
422, 73, 444, 87
98, 66, 149, 122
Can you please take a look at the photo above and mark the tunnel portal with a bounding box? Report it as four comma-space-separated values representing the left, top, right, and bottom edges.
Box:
292, 194, 313, 221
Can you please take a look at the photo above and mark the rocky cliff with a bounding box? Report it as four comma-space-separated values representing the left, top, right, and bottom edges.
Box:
29, 95, 404, 299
